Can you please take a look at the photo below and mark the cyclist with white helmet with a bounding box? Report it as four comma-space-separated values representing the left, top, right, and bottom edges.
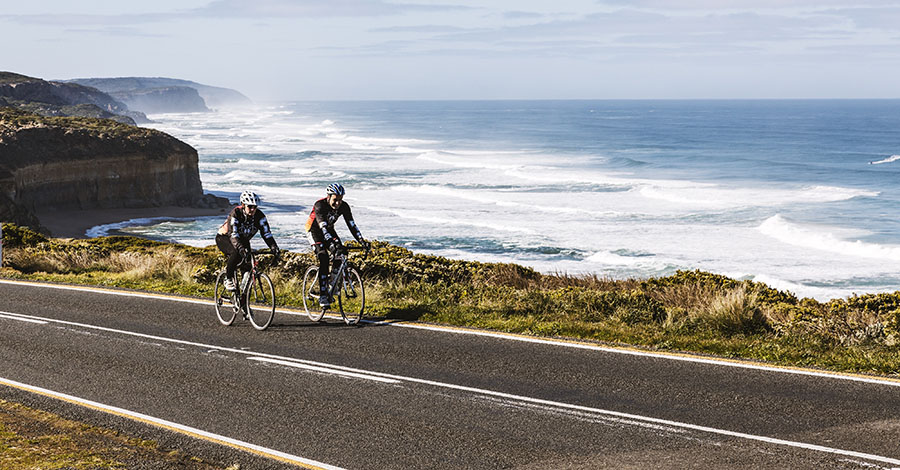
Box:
305, 183, 369, 308
216, 190, 280, 291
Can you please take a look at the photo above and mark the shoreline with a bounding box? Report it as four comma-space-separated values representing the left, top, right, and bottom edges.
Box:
35, 206, 230, 239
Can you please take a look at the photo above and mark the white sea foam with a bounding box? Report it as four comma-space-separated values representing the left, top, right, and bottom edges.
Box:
869, 155, 900, 165
395, 146, 433, 154
289, 168, 348, 179
364, 206, 536, 234
236, 158, 313, 168
586, 250, 654, 267
758, 215, 900, 261
85, 217, 195, 238
638, 184, 878, 209
223, 170, 259, 181
416, 153, 519, 170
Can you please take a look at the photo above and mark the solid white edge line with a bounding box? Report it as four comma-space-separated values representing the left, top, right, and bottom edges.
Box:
372, 320, 900, 388
0, 311, 48, 324
0, 376, 344, 470
248, 357, 401, 384
3, 307, 899, 466
3, 278, 900, 389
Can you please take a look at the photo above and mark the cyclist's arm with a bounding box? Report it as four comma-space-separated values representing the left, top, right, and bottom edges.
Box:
256, 211, 278, 250
342, 204, 364, 242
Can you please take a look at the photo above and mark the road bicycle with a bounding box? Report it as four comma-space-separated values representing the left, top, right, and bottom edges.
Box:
301, 245, 367, 325
214, 248, 277, 330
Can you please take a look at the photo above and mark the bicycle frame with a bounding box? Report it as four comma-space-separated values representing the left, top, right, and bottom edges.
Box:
301, 245, 367, 324
215, 248, 277, 330
325, 246, 367, 299
324, 251, 348, 299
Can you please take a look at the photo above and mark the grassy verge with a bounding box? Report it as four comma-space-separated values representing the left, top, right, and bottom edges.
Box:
0, 398, 230, 469
2, 223, 899, 377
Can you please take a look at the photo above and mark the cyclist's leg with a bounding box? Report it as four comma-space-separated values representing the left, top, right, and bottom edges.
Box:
216, 235, 239, 290
307, 230, 331, 307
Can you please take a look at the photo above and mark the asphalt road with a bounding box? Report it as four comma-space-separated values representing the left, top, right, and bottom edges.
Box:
1, 279, 899, 469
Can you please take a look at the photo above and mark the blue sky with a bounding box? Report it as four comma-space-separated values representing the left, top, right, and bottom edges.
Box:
3, 0, 900, 101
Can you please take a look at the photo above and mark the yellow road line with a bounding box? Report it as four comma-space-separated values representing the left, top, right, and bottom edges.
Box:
0, 376, 342, 470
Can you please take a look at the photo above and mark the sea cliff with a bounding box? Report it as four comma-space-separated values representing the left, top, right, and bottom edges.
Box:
66, 77, 252, 112
0, 108, 222, 232
0, 71, 148, 124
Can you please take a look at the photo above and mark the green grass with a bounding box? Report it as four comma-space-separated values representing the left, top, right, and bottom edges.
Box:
0, 107, 153, 138
0, 399, 229, 469
3, 223, 899, 377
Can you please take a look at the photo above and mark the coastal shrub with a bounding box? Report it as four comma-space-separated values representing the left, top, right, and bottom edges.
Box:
1, 223, 48, 248
472, 262, 541, 288
540, 272, 641, 291
642, 269, 798, 307
642, 269, 742, 292
692, 287, 771, 335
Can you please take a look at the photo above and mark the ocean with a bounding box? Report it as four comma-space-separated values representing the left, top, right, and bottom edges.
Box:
99, 100, 900, 301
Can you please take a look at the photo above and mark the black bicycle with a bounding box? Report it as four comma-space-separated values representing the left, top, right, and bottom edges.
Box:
301, 245, 367, 325
214, 249, 277, 330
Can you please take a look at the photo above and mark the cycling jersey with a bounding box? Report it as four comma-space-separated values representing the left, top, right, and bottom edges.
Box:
219, 205, 277, 251
305, 197, 362, 245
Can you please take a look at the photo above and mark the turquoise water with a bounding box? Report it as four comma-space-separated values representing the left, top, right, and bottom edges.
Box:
109, 100, 900, 300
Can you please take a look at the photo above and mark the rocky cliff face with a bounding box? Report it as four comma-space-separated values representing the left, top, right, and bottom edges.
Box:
0, 72, 149, 124
110, 86, 210, 114
0, 108, 210, 231
67, 77, 252, 111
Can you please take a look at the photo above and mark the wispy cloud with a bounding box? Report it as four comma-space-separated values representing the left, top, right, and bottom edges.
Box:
64, 26, 167, 38
597, 0, 900, 10
0, 13, 171, 26
502, 11, 545, 20
0, 0, 474, 27
304, 3, 898, 64
369, 25, 469, 33
188, 0, 473, 18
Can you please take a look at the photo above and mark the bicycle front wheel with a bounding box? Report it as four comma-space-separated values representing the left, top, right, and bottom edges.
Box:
337, 266, 365, 325
245, 272, 275, 330
301, 266, 326, 322
214, 272, 236, 326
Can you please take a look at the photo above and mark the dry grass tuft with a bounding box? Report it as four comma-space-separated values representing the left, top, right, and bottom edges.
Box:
694, 287, 772, 335
5, 246, 199, 283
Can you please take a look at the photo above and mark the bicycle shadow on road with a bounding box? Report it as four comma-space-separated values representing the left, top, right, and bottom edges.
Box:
267, 309, 425, 331
265, 316, 376, 331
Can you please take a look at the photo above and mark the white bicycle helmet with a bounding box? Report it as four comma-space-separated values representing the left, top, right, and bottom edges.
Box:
240, 190, 260, 206
326, 183, 345, 196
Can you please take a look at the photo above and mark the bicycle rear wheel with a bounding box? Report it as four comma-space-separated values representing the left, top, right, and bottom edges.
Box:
245, 272, 275, 330
214, 272, 236, 326
337, 266, 365, 325
301, 266, 326, 322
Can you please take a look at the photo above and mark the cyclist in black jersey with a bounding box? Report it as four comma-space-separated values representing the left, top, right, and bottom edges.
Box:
305, 183, 369, 307
216, 190, 280, 291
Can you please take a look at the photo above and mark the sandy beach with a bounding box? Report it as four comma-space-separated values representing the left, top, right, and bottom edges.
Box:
35, 206, 230, 239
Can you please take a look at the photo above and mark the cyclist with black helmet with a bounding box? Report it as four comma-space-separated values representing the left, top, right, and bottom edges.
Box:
305, 183, 369, 308
216, 190, 281, 291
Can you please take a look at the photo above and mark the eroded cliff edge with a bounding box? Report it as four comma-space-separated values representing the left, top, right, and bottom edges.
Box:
0, 108, 225, 234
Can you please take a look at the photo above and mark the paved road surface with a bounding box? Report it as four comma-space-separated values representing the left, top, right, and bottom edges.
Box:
1, 280, 899, 469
